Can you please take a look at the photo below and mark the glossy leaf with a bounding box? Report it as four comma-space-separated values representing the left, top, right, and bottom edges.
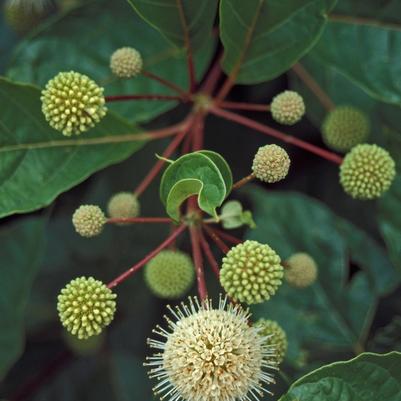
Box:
245, 187, 398, 366
160, 151, 231, 221
126, 0, 218, 50
0, 78, 145, 218
0, 217, 46, 378
6, 0, 215, 123
219, 0, 329, 84
280, 352, 401, 401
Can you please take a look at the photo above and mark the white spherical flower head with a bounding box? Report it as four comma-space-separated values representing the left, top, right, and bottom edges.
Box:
146, 297, 276, 401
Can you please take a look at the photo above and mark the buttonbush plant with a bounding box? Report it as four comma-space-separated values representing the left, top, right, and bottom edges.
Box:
0, 0, 400, 400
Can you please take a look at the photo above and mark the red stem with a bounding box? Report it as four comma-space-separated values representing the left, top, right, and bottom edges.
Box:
107, 217, 172, 224
105, 94, 184, 102
211, 107, 343, 164
201, 52, 223, 95
199, 229, 220, 278
208, 227, 242, 245
232, 173, 255, 190
107, 224, 187, 289
142, 70, 189, 98
219, 101, 269, 112
134, 120, 193, 196
189, 225, 208, 301
203, 225, 230, 254
191, 112, 205, 151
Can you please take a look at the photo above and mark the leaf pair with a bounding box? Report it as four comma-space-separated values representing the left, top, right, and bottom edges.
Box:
160, 151, 232, 221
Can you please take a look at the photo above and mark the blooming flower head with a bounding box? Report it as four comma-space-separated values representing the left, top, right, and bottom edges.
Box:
146, 297, 276, 401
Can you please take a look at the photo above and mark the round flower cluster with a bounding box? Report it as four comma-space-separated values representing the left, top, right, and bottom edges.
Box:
322, 106, 370, 152
110, 47, 143, 78
144, 250, 194, 299
72, 205, 106, 237
107, 192, 140, 220
254, 319, 288, 365
284, 253, 318, 288
57, 277, 117, 339
220, 240, 283, 304
146, 297, 276, 401
252, 144, 290, 183
270, 90, 305, 125
41, 71, 107, 136
340, 144, 396, 199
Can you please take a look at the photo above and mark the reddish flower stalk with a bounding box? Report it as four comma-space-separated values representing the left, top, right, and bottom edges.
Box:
191, 112, 205, 151
199, 229, 220, 278
201, 52, 223, 95
107, 224, 187, 289
208, 227, 242, 245
203, 225, 230, 254
232, 173, 255, 190
189, 225, 208, 301
107, 217, 172, 224
219, 101, 269, 112
134, 119, 193, 196
105, 94, 185, 102
142, 70, 189, 98
211, 107, 343, 165
292, 63, 335, 111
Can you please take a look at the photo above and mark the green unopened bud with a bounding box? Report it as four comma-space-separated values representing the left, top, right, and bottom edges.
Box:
107, 192, 140, 220
285, 252, 318, 288
270, 90, 305, 125
110, 47, 143, 78
72, 205, 106, 238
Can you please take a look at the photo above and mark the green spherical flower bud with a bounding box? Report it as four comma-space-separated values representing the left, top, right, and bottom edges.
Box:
322, 106, 370, 152
340, 144, 396, 200
255, 319, 288, 365
63, 331, 104, 356
270, 90, 305, 125
252, 144, 290, 183
285, 252, 318, 288
110, 47, 143, 78
144, 250, 195, 299
57, 276, 117, 339
220, 240, 283, 305
107, 192, 140, 219
72, 205, 106, 238
41, 71, 107, 136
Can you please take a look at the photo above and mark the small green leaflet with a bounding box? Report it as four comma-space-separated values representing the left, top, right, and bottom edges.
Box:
160, 151, 233, 221
220, 200, 256, 229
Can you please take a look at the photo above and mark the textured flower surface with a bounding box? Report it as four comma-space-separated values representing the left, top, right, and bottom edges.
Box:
107, 192, 140, 219
340, 144, 396, 199
220, 240, 283, 304
144, 250, 195, 299
72, 205, 106, 237
252, 144, 290, 183
57, 277, 116, 339
270, 90, 305, 125
41, 71, 107, 136
110, 47, 143, 78
254, 319, 288, 365
284, 252, 318, 288
146, 297, 276, 401
322, 106, 370, 152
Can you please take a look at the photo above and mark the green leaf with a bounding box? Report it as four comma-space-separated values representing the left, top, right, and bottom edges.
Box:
160, 151, 231, 221
219, 0, 329, 84
0, 217, 46, 378
220, 200, 256, 229
6, 0, 215, 123
126, 0, 218, 50
0, 77, 145, 218
280, 352, 401, 401
311, 9, 401, 106
244, 187, 398, 366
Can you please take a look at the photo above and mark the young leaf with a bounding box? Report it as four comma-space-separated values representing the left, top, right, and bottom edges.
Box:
219, 0, 329, 84
220, 200, 256, 229
126, 0, 218, 50
0, 217, 46, 379
160, 152, 231, 221
280, 352, 401, 401
0, 78, 145, 218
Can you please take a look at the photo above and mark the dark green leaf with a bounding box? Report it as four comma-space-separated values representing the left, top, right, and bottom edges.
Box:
0, 217, 46, 378
280, 352, 401, 401
6, 0, 215, 123
0, 78, 145, 218
126, 0, 218, 50
219, 0, 329, 84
